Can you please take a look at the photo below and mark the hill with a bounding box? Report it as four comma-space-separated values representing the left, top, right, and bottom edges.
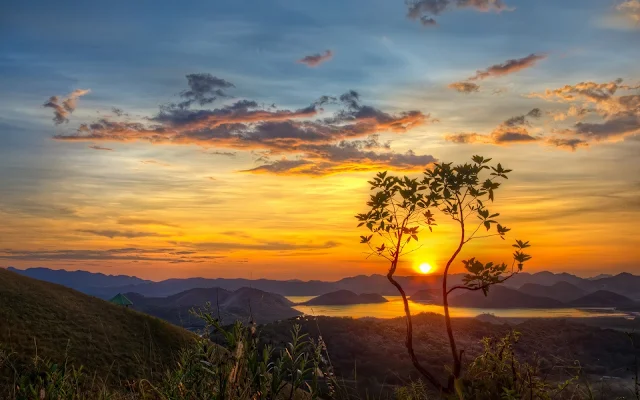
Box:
587, 273, 640, 299
0, 268, 194, 385
567, 290, 636, 308
410, 289, 441, 303
448, 286, 564, 308
302, 290, 388, 306
6, 266, 149, 291
128, 286, 302, 327
518, 281, 587, 303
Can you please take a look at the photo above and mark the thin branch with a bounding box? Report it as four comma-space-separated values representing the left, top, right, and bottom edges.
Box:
446, 273, 517, 296
464, 233, 502, 244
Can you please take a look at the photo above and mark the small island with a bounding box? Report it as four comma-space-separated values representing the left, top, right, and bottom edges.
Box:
302, 290, 388, 306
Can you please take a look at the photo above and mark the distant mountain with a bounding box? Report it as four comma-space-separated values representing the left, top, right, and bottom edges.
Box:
586, 273, 640, 300
5, 267, 639, 301
0, 268, 192, 386
567, 290, 636, 308
302, 290, 388, 306
448, 286, 564, 309
410, 289, 441, 303
587, 274, 613, 280
128, 286, 301, 327
519, 281, 587, 303
6, 266, 149, 292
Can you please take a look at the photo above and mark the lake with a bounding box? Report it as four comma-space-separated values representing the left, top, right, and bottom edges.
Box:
286, 296, 631, 319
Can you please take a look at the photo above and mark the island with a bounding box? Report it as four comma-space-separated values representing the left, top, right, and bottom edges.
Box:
302, 290, 388, 306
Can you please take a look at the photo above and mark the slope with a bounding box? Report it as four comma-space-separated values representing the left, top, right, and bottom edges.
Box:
0, 268, 194, 384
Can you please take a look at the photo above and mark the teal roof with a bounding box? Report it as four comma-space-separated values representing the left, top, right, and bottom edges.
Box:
109, 293, 133, 306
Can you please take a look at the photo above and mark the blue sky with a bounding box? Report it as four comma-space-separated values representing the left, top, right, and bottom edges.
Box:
1, 0, 639, 279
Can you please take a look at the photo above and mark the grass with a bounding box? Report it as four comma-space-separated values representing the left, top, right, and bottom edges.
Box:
0, 268, 195, 390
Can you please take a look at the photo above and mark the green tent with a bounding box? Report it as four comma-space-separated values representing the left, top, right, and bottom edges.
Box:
109, 293, 133, 307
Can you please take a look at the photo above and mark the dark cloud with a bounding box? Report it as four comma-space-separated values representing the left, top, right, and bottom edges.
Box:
43, 89, 90, 124
298, 50, 333, 67
546, 137, 589, 151
111, 107, 126, 116
88, 145, 113, 151
573, 113, 640, 141
468, 54, 547, 81
176, 73, 235, 109
53, 79, 435, 175
448, 81, 480, 93
406, 0, 511, 26
77, 229, 168, 239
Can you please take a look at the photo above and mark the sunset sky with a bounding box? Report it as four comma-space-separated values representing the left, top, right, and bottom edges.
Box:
1, 0, 639, 280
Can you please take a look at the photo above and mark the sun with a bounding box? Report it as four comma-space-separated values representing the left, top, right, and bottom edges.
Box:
417, 263, 433, 274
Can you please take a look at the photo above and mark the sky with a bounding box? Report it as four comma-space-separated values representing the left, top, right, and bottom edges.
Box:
1, 0, 639, 281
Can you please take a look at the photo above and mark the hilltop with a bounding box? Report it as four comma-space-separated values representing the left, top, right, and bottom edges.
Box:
128, 286, 301, 327
518, 281, 587, 303
0, 268, 194, 386
448, 285, 564, 308
302, 290, 388, 306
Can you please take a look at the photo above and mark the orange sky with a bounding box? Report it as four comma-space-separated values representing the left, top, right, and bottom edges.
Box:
1, 1, 639, 280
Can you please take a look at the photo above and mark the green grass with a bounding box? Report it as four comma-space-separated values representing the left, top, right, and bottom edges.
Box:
0, 268, 195, 388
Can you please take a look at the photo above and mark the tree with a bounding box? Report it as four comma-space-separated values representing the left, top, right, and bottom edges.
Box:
355, 155, 532, 394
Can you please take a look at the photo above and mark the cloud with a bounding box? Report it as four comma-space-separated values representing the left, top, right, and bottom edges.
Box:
191, 240, 340, 252
88, 145, 113, 151
445, 108, 541, 145
52, 76, 436, 175
468, 53, 547, 80
140, 160, 171, 167
406, 0, 512, 26
448, 81, 480, 93
77, 229, 168, 239
174, 73, 235, 109
117, 218, 179, 227
618, 0, 640, 23
546, 137, 589, 151
0, 248, 224, 263
298, 50, 333, 67
43, 89, 90, 124
531, 79, 640, 143
204, 150, 237, 157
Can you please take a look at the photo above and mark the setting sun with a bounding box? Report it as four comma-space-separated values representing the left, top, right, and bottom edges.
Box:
417, 263, 434, 275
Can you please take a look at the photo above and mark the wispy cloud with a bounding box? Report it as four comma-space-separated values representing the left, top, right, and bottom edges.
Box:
448, 81, 480, 93
77, 229, 169, 239
88, 145, 113, 151
298, 50, 333, 67
43, 89, 90, 124
468, 53, 547, 81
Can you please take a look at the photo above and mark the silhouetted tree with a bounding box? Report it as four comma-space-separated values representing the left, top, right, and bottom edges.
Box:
355, 155, 532, 394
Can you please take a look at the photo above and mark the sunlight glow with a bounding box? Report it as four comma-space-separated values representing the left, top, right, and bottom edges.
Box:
417, 263, 433, 274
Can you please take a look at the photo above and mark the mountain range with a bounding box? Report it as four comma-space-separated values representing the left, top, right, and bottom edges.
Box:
5, 267, 640, 310
7, 266, 640, 300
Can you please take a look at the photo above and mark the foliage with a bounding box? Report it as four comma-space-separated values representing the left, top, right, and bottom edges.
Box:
460, 331, 580, 400
356, 155, 532, 392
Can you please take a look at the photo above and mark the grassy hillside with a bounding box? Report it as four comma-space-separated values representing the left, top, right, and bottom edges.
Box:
0, 268, 195, 386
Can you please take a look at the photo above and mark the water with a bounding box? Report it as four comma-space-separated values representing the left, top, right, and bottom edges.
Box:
287, 296, 630, 319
